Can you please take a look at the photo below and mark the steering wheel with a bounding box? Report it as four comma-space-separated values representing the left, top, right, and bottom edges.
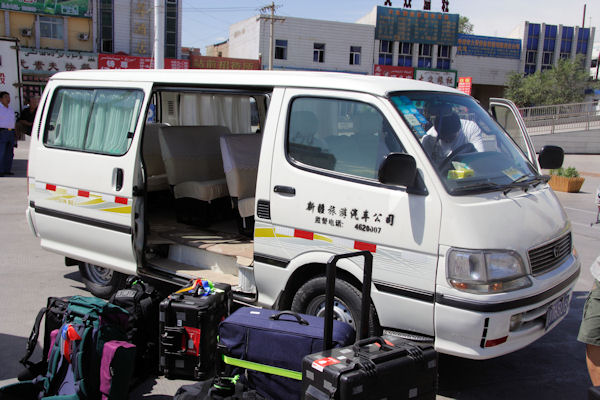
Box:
437, 142, 476, 170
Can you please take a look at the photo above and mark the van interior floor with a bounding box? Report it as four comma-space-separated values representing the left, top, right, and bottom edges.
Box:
145, 198, 253, 287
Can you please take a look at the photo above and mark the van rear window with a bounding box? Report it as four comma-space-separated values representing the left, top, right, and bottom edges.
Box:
44, 88, 144, 155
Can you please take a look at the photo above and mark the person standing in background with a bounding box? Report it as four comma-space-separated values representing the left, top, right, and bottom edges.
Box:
15, 95, 40, 142
0, 91, 16, 177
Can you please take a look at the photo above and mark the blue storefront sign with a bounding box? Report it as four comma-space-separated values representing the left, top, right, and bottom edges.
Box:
375, 6, 459, 46
456, 34, 521, 59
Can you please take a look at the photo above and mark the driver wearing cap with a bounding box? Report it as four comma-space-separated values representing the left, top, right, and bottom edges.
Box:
422, 111, 484, 164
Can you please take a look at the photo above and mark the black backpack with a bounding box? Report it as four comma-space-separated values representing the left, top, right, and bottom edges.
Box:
109, 276, 161, 380
19, 296, 71, 380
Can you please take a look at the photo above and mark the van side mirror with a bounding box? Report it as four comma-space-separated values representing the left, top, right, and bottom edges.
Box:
538, 145, 564, 170
378, 153, 417, 187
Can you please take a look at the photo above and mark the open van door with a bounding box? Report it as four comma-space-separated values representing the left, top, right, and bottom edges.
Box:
28, 80, 152, 284
489, 98, 540, 171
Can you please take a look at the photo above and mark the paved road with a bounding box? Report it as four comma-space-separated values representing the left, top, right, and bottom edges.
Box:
1, 139, 599, 399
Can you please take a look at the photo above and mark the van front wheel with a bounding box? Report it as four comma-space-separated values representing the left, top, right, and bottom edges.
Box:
291, 276, 379, 335
78, 262, 126, 299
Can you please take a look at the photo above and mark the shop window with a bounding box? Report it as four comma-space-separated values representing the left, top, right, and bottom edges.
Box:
165, 0, 178, 58
39, 16, 63, 40
378, 40, 393, 65
349, 46, 361, 65
275, 39, 288, 60
418, 44, 432, 68
313, 43, 325, 63
398, 42, 412, 67
437, 45, 451, 69
100, 0, 113, 53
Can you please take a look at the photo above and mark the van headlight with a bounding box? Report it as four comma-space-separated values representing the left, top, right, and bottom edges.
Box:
447, 249, 532, 294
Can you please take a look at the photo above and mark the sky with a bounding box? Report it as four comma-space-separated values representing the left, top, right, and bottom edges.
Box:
181, 0, 600, 55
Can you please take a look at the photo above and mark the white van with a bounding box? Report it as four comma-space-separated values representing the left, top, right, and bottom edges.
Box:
26, 70, 579, 359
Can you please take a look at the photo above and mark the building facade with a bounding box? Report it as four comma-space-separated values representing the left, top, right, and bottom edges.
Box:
359, 6, 459, 88
0, 1, 182, 107
511, 21, 595, 75
226, 15, 374, 74
453, 34, 522, 104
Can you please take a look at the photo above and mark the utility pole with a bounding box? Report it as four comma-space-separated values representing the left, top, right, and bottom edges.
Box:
258, 2, 284, 70
582, 4, 586, 28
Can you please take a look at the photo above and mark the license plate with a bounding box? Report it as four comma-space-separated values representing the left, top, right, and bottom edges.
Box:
545, 292, 571, 330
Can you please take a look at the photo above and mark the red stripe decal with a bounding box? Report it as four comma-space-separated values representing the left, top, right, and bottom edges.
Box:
78, 190, 90, 198
294, 229, 314, 240
46, 184, 56, 191
115, 197, 128, 205
354, 241, 376, 253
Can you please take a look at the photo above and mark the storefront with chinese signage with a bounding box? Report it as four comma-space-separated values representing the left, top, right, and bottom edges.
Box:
415, 68, 457, 88
373, 65, 414, 79
190, 55, 260, 70
453, 33, 522, 106
19, 49, 97, 101
98, 54, 189, 70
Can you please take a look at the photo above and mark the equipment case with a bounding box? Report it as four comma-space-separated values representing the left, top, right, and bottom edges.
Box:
301, 251, 438, 400
159, 281, 231, 380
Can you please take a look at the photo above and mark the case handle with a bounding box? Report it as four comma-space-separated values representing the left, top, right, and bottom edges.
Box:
269, 311, 309, 325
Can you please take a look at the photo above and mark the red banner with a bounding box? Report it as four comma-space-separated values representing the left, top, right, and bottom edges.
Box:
373, 65, 414, 79
190, 55, 261, 70
98, 54, 189, 70
458, 76, 473, 95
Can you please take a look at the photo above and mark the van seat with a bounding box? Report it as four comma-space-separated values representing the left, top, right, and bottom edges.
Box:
220, 133, 262, 218
158, 125, 231, 202
143, 123, 169, 192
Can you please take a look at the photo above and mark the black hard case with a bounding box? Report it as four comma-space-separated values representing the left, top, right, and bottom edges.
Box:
158, 282, 231, 380
301, 251, 438, 400
302, 335, 437, 400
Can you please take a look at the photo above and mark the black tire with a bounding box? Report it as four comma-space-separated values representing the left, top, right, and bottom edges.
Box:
78, 262, 127, 299
291, 276, 380, 336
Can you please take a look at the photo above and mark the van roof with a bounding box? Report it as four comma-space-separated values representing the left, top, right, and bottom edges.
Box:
50, 69, 465, 97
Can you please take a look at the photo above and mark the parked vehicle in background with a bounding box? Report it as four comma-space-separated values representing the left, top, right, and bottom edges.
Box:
26, 69, 578, 359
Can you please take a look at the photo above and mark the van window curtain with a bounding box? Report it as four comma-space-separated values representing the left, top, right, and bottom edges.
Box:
45, 88, 144, 156
85, 90, 144, 154
50, 89, 94, 149
180, 94, 251, 133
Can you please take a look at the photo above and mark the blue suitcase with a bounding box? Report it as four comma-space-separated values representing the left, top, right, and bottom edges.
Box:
218, 307, 355, 400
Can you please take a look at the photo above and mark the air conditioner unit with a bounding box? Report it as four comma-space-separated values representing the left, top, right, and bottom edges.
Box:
21, 28, 32, 37
78, 33, 89, 41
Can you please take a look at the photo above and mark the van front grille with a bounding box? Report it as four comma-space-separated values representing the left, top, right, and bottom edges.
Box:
528, 233, 571, 276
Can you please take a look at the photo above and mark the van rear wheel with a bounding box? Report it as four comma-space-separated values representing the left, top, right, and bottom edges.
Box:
291, 276, 380, 336
78, 262, 126, 299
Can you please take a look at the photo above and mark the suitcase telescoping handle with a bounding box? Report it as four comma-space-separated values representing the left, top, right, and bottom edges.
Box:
324, 250, 373, 351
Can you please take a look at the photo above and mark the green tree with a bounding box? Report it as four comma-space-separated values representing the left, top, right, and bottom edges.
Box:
504, 56, 592, 107
459, 16, 473, 34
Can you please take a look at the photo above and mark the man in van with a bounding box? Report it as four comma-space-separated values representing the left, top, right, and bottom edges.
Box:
421, 110, 484, 164
0, 91, 16, 176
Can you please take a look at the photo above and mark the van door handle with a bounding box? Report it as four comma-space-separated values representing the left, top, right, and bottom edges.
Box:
274, 185, 296, 196
112, 168, 124, 191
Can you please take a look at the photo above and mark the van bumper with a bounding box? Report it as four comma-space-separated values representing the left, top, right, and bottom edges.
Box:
433, 263, 580, 360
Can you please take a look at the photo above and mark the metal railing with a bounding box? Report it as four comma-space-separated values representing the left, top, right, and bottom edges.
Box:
519, 101, 600, 135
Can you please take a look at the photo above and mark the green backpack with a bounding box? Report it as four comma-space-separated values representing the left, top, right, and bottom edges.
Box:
0, 296, 136, 400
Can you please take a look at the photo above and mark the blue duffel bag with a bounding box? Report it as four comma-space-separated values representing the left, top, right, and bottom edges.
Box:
218, 308, 355, 400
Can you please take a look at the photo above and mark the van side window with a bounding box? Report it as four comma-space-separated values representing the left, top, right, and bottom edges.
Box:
44, 88, 144, 155
287, 97, 404, 180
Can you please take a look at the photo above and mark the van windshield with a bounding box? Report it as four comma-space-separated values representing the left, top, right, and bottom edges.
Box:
390, 92, 538, 195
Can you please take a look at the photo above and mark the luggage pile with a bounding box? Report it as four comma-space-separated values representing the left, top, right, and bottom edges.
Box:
1, 251, 438, 400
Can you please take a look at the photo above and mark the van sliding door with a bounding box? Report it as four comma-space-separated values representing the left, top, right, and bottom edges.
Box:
29, 81, 152, 276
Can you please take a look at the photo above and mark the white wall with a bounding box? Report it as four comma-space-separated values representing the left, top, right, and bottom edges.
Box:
228, 15, 375, 74
227, 16, 260, 60
454, 55, 520, 86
